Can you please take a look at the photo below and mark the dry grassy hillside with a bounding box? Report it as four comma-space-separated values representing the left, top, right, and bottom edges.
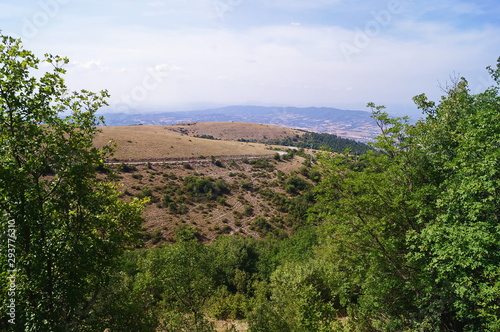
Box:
94, 125, 276, 161
93, 123, 319, 246
109, 154, 311, 246
166, 122, 305, 141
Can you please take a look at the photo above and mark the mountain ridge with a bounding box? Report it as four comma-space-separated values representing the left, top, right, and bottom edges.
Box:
99, 105, 379, 142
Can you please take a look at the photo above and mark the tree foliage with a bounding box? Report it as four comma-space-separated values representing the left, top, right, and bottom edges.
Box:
265, 132, 372, 154
183, 176, 229, 201
312, 58, 500, 331
0, 35, 144, 331
146, 242, 216, 331
406, 65, 500, 330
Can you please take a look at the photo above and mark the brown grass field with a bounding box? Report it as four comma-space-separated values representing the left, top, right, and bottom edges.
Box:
166, 121, 305, 141
94, 124, 281, 161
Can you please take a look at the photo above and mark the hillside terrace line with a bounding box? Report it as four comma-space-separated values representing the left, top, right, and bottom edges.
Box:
105, 153, 286, 165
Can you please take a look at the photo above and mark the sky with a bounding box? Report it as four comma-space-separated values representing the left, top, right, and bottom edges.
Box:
2, 0, 500, 117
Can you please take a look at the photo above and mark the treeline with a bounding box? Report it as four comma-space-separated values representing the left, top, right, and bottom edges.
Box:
265, 132, 372, 154
194, 134, 219, 140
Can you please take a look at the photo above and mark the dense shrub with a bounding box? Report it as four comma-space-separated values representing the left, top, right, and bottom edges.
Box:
184, 176, 229, 201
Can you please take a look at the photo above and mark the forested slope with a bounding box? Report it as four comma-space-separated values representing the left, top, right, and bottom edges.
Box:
264, 131, 372, 154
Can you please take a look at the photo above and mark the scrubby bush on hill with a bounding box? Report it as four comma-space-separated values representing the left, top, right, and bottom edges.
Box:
183, 176, 229, 201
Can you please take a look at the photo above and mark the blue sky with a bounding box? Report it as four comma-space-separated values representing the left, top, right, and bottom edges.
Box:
2, 0, 500, 116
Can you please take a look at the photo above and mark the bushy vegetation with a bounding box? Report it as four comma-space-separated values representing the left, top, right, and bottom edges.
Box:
308, 64, 500, 330
0, 35, 145, 331
195, 134, 219, 140
184, 176, 229, 201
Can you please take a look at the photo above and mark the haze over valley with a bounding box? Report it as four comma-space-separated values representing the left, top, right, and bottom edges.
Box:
100, 105, 381, 142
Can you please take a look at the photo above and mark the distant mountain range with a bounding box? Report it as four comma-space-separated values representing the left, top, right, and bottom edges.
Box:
98, 106, 380, 142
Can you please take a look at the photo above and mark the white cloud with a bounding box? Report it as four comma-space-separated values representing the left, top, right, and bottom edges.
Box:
141, 10, 176, 17
71, 60, 111, 72
147, 1, 166, 7
152, 64, 182, 72
451, 2, 486, 15
6, 0, 498, 115
52, 19, 498, 112
259, 0, 342, 10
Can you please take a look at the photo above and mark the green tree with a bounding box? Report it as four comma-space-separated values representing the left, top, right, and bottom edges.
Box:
184, 176, 229, 201
145, 243, 216, 331
248, 261, 339, 332
312, 59, 500, 331
0, 35, 145, 331
82, 251, 160, 331
406, 64, 500, 331
312, 113, 419, 330
208, 235, 261, 293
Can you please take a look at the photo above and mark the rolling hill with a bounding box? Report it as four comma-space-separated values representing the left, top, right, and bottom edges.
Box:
94, 124, 278, 161
94, 121, 371, 163
94, 122, 328, 246
165, 121, 305, 141
99, 105, 380, 142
